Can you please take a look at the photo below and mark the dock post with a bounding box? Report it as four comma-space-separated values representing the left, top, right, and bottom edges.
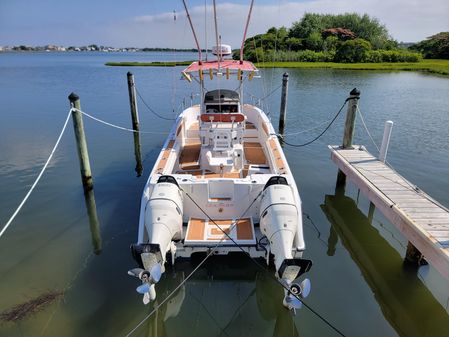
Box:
278, 72, 289, 137
405, 242, 427, 266
342, 88, 360, 149
368, 201, 376, 224
84, 189, 102, 254
127, 72, 140, 131
379, 120, 394, 163
335, 88, 361, 192
68, 93, 93, 191
127, 72, 143, 176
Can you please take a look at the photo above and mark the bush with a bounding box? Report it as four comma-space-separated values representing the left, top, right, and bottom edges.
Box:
366, 50, 422, 62
263, 50, 334, 62
334, 38, 372, 62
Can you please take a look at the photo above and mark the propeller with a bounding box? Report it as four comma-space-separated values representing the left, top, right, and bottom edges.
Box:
128, 263, 162, 305
149, 263, 162, 283
282, 278, 311, 311
128, 268, 145, 278
300, 278, 311, 298
283, 292, 302, 311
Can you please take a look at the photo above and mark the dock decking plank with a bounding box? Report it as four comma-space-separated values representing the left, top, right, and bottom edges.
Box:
329, 145, 449, 280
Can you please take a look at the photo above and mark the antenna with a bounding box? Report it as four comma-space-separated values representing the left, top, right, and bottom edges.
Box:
240, 0, 254, 64
204, 0, 208, 61
213, 0, 220, 69
182, 0, 203, 65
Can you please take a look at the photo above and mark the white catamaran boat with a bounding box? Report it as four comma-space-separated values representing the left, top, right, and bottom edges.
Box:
128, 1, 312, 310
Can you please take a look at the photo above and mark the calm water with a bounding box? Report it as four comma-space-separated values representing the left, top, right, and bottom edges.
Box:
1, 52, 448, 337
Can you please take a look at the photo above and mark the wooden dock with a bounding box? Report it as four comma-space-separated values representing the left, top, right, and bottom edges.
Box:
329, 145, 449, 280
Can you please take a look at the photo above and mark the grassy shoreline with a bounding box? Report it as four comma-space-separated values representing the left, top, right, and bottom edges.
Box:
105, 59, 449, 76
105, 61, 192, 67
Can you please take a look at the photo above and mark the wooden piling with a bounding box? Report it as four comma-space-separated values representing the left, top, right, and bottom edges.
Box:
68, 93, 93, 191
405, 242, 427, 266
127, 72, 140, 131
127, 72, 143, 176
133, 132, 143, 177
83, 189, 102, 254
342, 88, 360, 149
368, 201, 376, 224
278, 72, 289, 136
335, 88, 361, 191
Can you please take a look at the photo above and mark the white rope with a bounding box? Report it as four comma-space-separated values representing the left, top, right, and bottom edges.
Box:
75, 109, 168, 135
357, 106, 380, 153
0, 109, 72, 239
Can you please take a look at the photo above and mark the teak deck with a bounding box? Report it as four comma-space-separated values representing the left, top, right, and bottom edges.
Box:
155, 140, 175, 174
244, 142, 267, 165
184, 218, 255, 245
179, 142, 201, 169
329, 145, 449, 280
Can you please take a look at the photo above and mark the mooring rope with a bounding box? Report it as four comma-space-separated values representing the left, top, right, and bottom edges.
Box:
245, 83, 282, 109
0, 110, 72, 240
75, 109, 168, 135
280, 98, 349, 147
135, 86, 177, 121
1, 106, 169, 240
282, 117, 340, 137
357, 106, 380, 152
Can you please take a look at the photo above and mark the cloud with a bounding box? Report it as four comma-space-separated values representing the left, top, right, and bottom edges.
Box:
13, 0, 445, 47
118, 0, 449, 48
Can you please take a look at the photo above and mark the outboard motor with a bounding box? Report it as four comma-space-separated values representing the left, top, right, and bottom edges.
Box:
259, 176, 312, 311
129, 175, 183, 304
144, 175, 183, 257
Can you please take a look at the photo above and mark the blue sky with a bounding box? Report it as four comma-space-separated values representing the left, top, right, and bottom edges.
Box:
1, 0, 448, 47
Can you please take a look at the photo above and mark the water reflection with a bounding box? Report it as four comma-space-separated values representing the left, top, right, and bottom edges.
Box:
146, 272, 186, 337
321, 194, 449, 337
256, 272, 299, 337
137, 257, 299, 337
83, 188, 102, 254
133, 132, 143, 177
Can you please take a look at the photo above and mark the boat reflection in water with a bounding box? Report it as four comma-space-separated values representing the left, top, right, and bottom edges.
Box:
321, 194, 449, 337
143, 255, 300, 337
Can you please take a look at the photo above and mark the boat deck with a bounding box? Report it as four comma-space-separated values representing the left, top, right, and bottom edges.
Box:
329, 145, 449, 280
184, 217, 256, 245
152, 108, 289, 178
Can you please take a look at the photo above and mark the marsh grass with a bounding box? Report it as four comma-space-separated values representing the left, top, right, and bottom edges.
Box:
105, 59, 449, 76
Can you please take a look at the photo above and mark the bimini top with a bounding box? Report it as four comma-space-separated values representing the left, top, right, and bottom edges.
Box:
183, 60, 257, 73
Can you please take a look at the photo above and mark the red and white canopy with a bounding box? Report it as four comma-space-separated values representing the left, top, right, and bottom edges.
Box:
183, 60, 257, 73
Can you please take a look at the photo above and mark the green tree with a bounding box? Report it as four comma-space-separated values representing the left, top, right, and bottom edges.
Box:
285, 37, 303, 51
410, 32, 449, 59
289, 13, 330, 39
289, 13, 391, 49
323, 36, 339, 52
304, 31, 324, 51
335, 38, 372, 62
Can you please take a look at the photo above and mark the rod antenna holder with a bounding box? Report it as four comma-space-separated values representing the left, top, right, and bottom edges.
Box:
182, 0, 203, 65
240, 0, 254, 64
